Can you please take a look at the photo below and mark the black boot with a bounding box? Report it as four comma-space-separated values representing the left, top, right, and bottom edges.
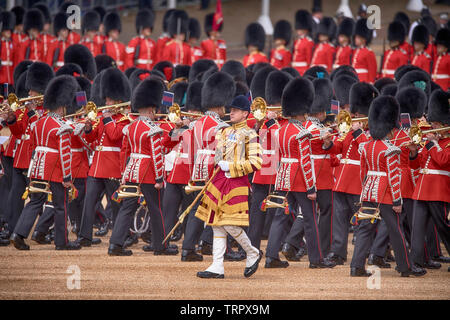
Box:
181, 249, 203, 261
196, 271, 224, 279
264, 257, 289, 268
75, 236, 102, 247
401, 264, 427, 277
55, 241, 82, 250
154, 245, 179, 255
95, 220, 110, 237
423, 259, 441, 269
0, 238, 10, 246
309, 258, 337, 269
350, 267, 371, 277
198, 240, 213, 255
368, 253, 391, 268
281, 243, 300, 261
123, 234, 139, 249
295, 246, 307, 260
10, 233, 30, 250
327, 252, 345, 265
108, 243, 132, 256
31, 231, 51, 245
224, 248, 246, 261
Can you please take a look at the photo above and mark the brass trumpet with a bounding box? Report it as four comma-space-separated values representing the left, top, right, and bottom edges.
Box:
116, 185, 143, 199
184, 180, 205, 194
22, 181, 78, 202
312, 110, 368, 141
351, 207, 382, 225
65, 101, 131, 120
261, 194, 289, 211
0, 93, 44, 115
165, 103, 203, 123
409, 124, 450, 145
250, 97, 282, 121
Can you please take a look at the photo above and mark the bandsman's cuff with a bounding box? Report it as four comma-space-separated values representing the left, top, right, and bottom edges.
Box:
102, 117, 113, 125
352, 129, 363, 139
265, 119, 276, 128
425, 141, 435, 150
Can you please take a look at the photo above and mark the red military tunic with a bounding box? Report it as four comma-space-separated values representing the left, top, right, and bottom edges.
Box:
94, 34, 105, 48
85, 114, 129, 179
359, 139, 402, 205
425, 43, 437, 62
12, 31, 26, 51
190, 45, 204, 65
381, 48, 409, 79
155, 35, 170, 64
310, 42, 336, 73
40, 32, 55, 60
243, 51, 268, 68
67, 31, 80, 45
431, 52, 450, 90
333, 45, 353, 70
292, 36, 314, 75
0, 37, 15, 85
80, 37, 102, 57
126, 35, 156, 70
70, 122, 90, 179
201, 39, 227, 69
102, 38, 127, 71
399, 41, 413, 61
410, 138, 450, 203
411, 51, 432, 74
270, 45, 292, 69
122, 116, 164, 184
46, 37, 70, 71
351, 46, 377, 83
304, 117, 334, 190
17, 35, 44, 62
326, 128, 370, 195
391, 128, 416, 200
161, 40, 192, 66
275, 119, 316, 193
29, 112, 72, 183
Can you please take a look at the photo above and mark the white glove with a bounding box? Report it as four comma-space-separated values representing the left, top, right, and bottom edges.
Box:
218, 160, 230, 172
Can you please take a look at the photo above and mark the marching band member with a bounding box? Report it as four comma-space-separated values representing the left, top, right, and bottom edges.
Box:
102, 12, 127, 71
32, 2, 54, 60
93, 6, 107, 50
333, 18, 354, 70
292, 10, 314, 75
310, 17, 336, 73
126, 9, 156, 70
80, 10, 102, 58
431, 28, 450, 91
270, 20, 292, 70
155, 9, 176, 64
47, 12, 70, 71
0, 11, 17, 87
351, 18, 377, 84
201, 13, 226, 69
410, 25, 432, 74
17, 9, 45, 63
242, 23, 268, 67
11, 6, 26, 52
59, 2, 81, 45
196, 95, 263, 279
76, 68, 131, 246
10, 75, 81, 251
161, 10, 192, 66
381, 21, 409, 79
188, 18, 204, 65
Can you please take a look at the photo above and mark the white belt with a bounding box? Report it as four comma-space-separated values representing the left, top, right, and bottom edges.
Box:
214, 59, 224, 64
197, 149, 215, 155
292, 61, 307, 67
56, 61, 64, 67
281, 157, 299, 163
72, 148, 84, 152
95, 146, 121, 152
432, 74, 450, 79
21, 134, 30, 141
367, 171, 387, 177
130, 152, 151, 159
355, 68, 368, 73
340, 159, 360, 166
311, 154, 330, 160
136, 59, 153, 65
1, 61, 13, 66
262, 149, 276, 155
35, 146, 58, 153
419, 169, 450, 177
177, 152, 189, 159
382, 69, 395, 75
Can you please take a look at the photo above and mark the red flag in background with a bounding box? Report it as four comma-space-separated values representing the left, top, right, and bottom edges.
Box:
212, 0, 223, 31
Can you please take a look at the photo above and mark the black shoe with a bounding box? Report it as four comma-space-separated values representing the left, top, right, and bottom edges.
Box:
47, 228, 55, 241
142, 244, 154, 252
0, 229, 11, 240
432, 255, 450, 264
108, 244, 132, 256
350, 267, 371, 277
154, 246, 179, 255
198, 240, 213, 255
71, 223, 79, 235
244, 251, 263, 278
55, 241, 81, 250
10, 233, 30, 250
75, 236, 101, 247
310, 258, 336, 269
170, 227, 183, 242
224, 250, 246, 261
140, 231, 152, 244
0, 238, 10, 246
31, 231, 51, 245
295, 246, 307, 259
264, 257, 289, 268
327, 252, 345, 265
281, 243, 300, 261
123, 234, 139, 249
385, 249, 395, 262
423, 260, 441, 270
94, 222, 109, 237
368, 254, 391, 268
401, 264, 427, 277
181, 249, 203, 262
196, 271, 224, 279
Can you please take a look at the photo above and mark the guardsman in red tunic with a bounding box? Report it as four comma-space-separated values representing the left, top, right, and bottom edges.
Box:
59, 1, 80, 45
333, 18, 354, 70
381, 22, 409, 79
17, 9, 45, 63
46, 12, 70, 71
187, 18, 203, 65
109, 78, 177, 256
270, 20, 292, 70
311, 17, 336, 73
80, 10, 102, 58
350, 95, 425, 277
93, 6, 107, 50
102, 12, 126, 71
4, 62, 54, 237
352, 19, 377, 83
323, 82, 376, 265
9, 75, 81, 251
242, 23, 268, 67
180, 72, 233, 262
155, 9, 176, 64
11, 6, 26, 51
410, 25, 432, 74
126, 9, 156, 70
431, 28, 450, 90
0, 12, 16, 86
161, 10, 192, 66
409, 89, 450, 271
248, 70, 291, 251
201, 13, 226, 69
265, 78, 335, 269
76, 68, 131, 246
32, 3, 54, 61
292, 10, 314, 75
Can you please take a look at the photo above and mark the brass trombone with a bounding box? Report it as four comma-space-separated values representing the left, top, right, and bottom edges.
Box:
250, 97, 282, 121
22, 180, 78, 202
0, 93, 44, 115
261, 194, 289, 212
184, 180, 205, 194
116, 185, 143, 199
65, 101, 131, 120
310, 110, 368, 141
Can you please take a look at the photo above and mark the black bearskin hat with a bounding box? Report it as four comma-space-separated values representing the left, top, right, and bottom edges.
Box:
26, 62, 54, 94
397, 69, 431, 98
317, 17, 337, 41
273, 20, 292, 45
281, 67, 300, 78
330, 65, 358, 81
245, 23, 266, 51
380, 83, 398, 97
369, 95, 400, 140
174, 64, 190, 80
185, 81, 204, 112
204, 13, 223, 36
153, 60, 174, 81
24, 8, 44, 34
100, 68, 131, 102
337, 17, 354, 38
395, 87, 427, 119
44, 75, 79, 111
354, 18, 372, 45
82, 10, 101, 34
104, 11, 122, 35
11, 6, 25, 26
427, 89, 450, 125
411, 24, 429, 48
394, 12, 410, 33
388, 21, 406, 43
55, 63, 83, 77
349, 82, 379, 116
282, 78, 314, 117
374, 77, 396, 93
265, 70, 292, 106
53, 12, 69, 36
13, 60, 33, 85
221, 60, 246, 82
188, 59, 217, 82
132, 78, 164, 110
333, 74, 359, 106
64, 44, 97, 81
201, 72, 236, 109
311, 78, 333, 114
394, 64, 421, 82
32, 2, 51, 24
1, 12, 15, 32
295, 9, 313, 32
136, 9, 155, 34
250, 65, 276, 100
168, 10, 189, 37
95, 54, 117, 73
435, 28, 450, 50
303, 66, 329, 80
188, 18, 201, 40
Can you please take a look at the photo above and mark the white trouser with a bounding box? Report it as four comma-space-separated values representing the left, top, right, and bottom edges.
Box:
205, 226, 260, 274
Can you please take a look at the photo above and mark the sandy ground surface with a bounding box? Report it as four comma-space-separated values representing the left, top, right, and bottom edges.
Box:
0, 230, 449, 300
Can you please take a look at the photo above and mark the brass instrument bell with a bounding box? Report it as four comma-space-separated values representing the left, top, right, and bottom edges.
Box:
117, 185, 143, 199
184, 180, 205, 194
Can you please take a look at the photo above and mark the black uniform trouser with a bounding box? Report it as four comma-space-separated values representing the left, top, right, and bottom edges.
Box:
0, 155, 13, 221
6, 168, 27, 232
162, 182, 195, 238
14, 180, 69, 246
350, 202, 411, 272
78, 176, 120, 241
317, 189, 333, 256
410, 200, 450, 266
330, 191, 360, 260
110, 183, 166, 251
248, 183, 276, 249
